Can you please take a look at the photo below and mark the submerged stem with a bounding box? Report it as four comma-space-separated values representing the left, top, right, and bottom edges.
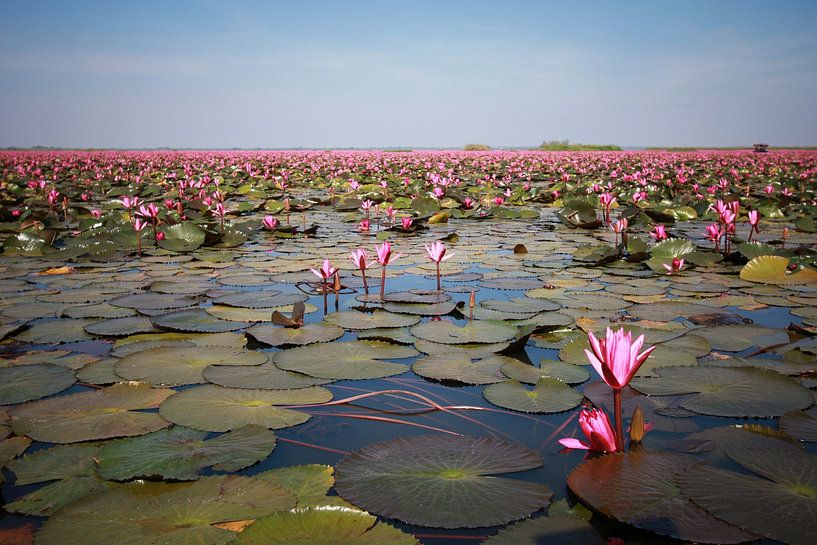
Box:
613, 388, 624, 451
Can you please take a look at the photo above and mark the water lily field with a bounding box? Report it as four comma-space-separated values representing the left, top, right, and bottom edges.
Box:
0, 149, 816, 545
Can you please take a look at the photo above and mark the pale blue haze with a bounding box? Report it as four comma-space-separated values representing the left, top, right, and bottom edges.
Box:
1, 1, 815, 148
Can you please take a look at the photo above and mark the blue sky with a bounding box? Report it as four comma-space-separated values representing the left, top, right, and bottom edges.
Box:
1, 1, 815, 148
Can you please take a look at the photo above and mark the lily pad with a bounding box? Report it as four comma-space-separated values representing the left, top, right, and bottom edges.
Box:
97, 425, 277, 480
381, 300, 458, 316
324, 310, 420, 330
630, 366, 814, 417
204, 361, 331, 390
5, 476, 109, 516
214, 290, 308, 308
678, 448, 817, 545
115, 346, 267, 386
411, 353, 514, 384
109, 292, 198, 310
410, 320, 518, 345
35, 475, 296, 545
255, 464, 336, 507
274, 341, 418, 380
740, 255, 817, 285
500, 359, 590, 385
247, 323, 345, 347
567, 451, 754, 543
334, 434, 551, 528
10, 382, 175, 443
695, 324, 789, 352
0, 364, 76, 405
159, 384, 331, 431
83, 315, 157, 337
230, 507, 420, 545
483, 378, 582, 413
14, 318, 95, 344
151, 309, 247, 333
483, 515, 605, 545
780, 410, 817, 442
157, 222, 207, 252
8, 443, 100, 484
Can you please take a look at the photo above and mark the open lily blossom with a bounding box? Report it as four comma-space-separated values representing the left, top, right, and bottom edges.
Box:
559, 408, 618, 453
310, 259, 339, 280
586, 328, 656, 390
400, 216, 413, 229
424, 241, 453, 263
663, 256, 685, 275
262, 215, 279, 230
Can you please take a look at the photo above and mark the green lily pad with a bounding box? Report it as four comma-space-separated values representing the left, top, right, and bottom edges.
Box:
483, 515, 605, 545
8, 443, 100, 484
0, 436, 31, 465
780, 410, 817, 442
740, 255, 817, 285
157, 222, 207, 252
678, 448, 817, 545
680, 424, 802, 460
62, 302, 138, 319
630, 366, 814, 417
151, 309, 247, 333
115, 346, 267, 386
214, 290, 308, 308
325, 310, 420, 330
97, 425, 277, 480
410, 320, 518, 345
381, 300, 458, 316
84, 315, 157, 337
35, 475, 296, 545
651, 238, 697, 260
500, 359, 590, 385
14, 318, 95, 344
695, 324, 789, 352
109, 292, 198, 311
0, 364, 76, 405
567, 451, 754, 543
10, 382, 175, 443
76, 358, 120, 384
204, 361, 331, 390
230, 507, 420, 545
159, 384, 331, 432
481, 298, 561, 313
335, 434, 551, 528
411, 353, 515, 384
255, 464, 336, 507
483, 378, 582, 413
5, 476, 109, 516
246, 323, 344, 347
274, 341, 418, 380
738, 241, 779, 259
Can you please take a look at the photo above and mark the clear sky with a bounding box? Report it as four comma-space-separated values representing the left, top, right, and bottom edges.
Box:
1, 0, 815, 149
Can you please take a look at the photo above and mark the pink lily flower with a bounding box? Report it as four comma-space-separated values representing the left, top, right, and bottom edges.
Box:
650, 224, 668, 241
90, 209, 102, 219
462, 197, 475, 209
359, 219, 370, 232
586, 328, 656, 390
375, 241, 402, 298
310, 259, 339, 281
425, 241, 453, 263
663, 257, 685, 275
262, 215, 279, 230
349, 248, 370, 294
401, 216, 413, 229
558, 408, 618, 453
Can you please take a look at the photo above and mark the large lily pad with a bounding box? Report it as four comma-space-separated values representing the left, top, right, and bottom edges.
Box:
109, 292, 198, 310
274, 341, 418, 380
411, 353, 514, 384
159, 384, 331, 431
8, 443, 99, 484
13, 318, 95, 344
115, 346, 267, 386
0, 364, 76, 405
157, 222, 207, 252
230, 507, 420, 545
740, 255, 817, 285
678, 448, 817, 545
780, 410, 817, 442
83, 315, 157, 337
334, 434, 551, 528
35, 475, 296, 545
483, 378, 582, 413
630, 366, 814, 417
214, 290, 308, 308
410, 320, 518, 345
483, 515, 605, 545
500, 359, 590, 385
97, 425, 277, 480
5, 475, 109, 516
246, 323, 344, 347
324, 310, 420, 330
151, 309, 247, 333
567, 451, 753, 543
10, 382, 174, 443
695, 324, 789, 352
204, 361, 331, 390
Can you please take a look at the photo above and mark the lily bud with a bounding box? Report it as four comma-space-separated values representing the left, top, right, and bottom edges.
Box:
469, 289, 476, 309
630, 405, 645, 443
333, 271, 341, 294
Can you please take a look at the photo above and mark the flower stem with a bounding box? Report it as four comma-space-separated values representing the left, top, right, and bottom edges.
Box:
322, 279, 328, 315
380, 266, 386, 299
361, 269, 368, 295
613, 388, 624, 451
436, 262, 441, 291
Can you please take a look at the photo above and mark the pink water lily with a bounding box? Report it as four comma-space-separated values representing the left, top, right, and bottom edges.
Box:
650, 224, 668, 241
375, 241, 402, 298
663, 257, 685, 275
425, 241, 454, 291
310, 259, 338, 280
559, 408, 618, 453
262, 215, 279, 230
401, 216, 413, 229
747, 210, 760, 242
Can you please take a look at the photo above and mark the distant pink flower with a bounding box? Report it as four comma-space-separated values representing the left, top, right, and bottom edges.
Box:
11, 209, 21, 217
425, 241, 453, 263
650, 224, 668, 241
90, 209, 102, 219
433, 186, 445, 199
764, 184, 774, 195
462, 197, 475, 209
558, 408, 618, 453
359, 218, 370, 232
360, 199, 374, 211
348, 180, 360, 191
611, 218, 628, 234
349, 248, 368, 270
748, 210, 759, 227
781, 187, 793, 197
121, 196, 141, 209
137, 203, 159, 219
493, 196, 504, 206
385, 206, 397, 224
401, 216, 413, 229
310, 259, 338, 280
663, 257, 685, 275
375, 241, 402, 266
133, 218, 147, 232
155, 231, 165, 241
262, 215, 279, 230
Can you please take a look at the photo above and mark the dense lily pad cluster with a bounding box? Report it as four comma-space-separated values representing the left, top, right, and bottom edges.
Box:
0, 150, 815, 545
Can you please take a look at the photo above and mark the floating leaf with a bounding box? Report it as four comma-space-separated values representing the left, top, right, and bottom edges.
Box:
483, 378, 582, 413
10, 382, 174, 443
678, 448, 817, 545
204, 361, 331, 390
255, 464, 336, 507
780, 410, 817, 442
151, 308, 247, 333
631, 366, 813, 417
381, 300, 458, 316
8, 442, 99, 484
159, 384, 331, 432
0, 364, 76, 405
14, 318, 95, 344
325, 310, 420, 330
84, 315, 157, 336
274, 341, 418, 380
411, 353, 514, 384
740, 255, 817, 285
567, 451, 753, 543
483, 515, 605, 545
5, 476, 109, 516
247, 323, 344, 347
35, 475, 296, 545
109, 292, 198, 311
97, 425, 277, 480
157, 222, 206, 252
115, 346, 267, 386
335, 435, 551, 528
500, 359, 590, 385
410, 320, 518, 345
695, 324, 788, 352
214, 290, 308, 308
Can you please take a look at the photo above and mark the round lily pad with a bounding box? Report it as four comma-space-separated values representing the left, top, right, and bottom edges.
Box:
5, 475, 109, 517
8, 442, 100, 485
0, 364, 76, 405
97, 424, 277, 480
204, 361, 331, 390
483, 515, 605, 545
630, 366, 814, 417
740, 255, 817, 285
694, 324, 789, 352
159, 384, 332, 431
214, 291, 307, 308
780, 410, 817, 442
483, 378, 582, 413
109, 293, 198, 310
14, 318, 95, 344
10, 382, 175, 443
76, 358, 119, 384
230, 507, 420, 545
254, 464, 336, 507
678, 448, 817, 545
274, 341, 418, 380
324, 310, 420, 330
500, 359, 590, 385
381, 301, 459, 316
83, 316, 157, 337
567, 451, 753, 543
247, 323, 344, 347
411, 353, 513, 384
410, 320, 518, 345
151, 309, 247, 333
481, 298, 561, 313
157, 222, 207, 252
115, 346, 268, 386
335, 434, 551, 529
35, 475, 296, 545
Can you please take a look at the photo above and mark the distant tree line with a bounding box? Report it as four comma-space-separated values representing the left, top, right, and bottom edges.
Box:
539, 140, 621, 151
